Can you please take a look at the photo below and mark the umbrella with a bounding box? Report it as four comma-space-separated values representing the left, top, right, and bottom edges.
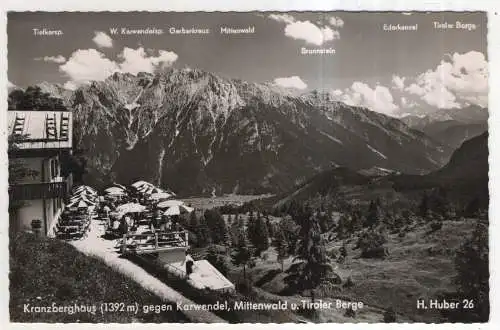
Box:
150, 192, 173, 200
131, 180, 154, 189
73, 185, 97, 192
116, 203, 146, 214
73, 186, 97, 195
70, 192, 97, 200
69, 196, 97, 205
157, 200, 184, 209
67, 199, 91, 208
106, 190, 127, 196
140, 186, 164, 195
112, 183, 127, 190
105, 187, 126, 195
163, 204, 194, 216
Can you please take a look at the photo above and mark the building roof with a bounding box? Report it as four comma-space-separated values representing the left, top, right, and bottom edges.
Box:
167, 258, 235, 291
8, 111, 73, 150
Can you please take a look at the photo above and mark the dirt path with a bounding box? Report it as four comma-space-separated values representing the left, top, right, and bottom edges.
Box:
70, 219, 227, 323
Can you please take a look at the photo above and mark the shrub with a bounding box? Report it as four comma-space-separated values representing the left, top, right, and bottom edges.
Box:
343, 276, 354, 289
429, 221, 443, 232
235, 278, 254, 295
327, 249, 337, 260
356, 230, 388, 259
383, 308, 397, 322
344, 307, 356, 318
297, 305, 318, 319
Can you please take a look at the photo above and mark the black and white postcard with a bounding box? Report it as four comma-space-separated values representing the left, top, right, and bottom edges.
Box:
4, 6, 493, 325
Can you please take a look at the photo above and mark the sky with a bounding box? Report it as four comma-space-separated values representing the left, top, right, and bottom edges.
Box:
7, 11, 488, 116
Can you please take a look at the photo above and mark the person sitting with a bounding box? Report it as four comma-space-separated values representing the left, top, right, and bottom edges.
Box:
159, 214, 167, 232
102, 205, 111, 223
151, 211, 162, 232
165, 218, 172, 232
119, 216, 129, 236
111, 216, 120, 231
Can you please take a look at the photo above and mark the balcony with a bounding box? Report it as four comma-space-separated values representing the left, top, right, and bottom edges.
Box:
9, 181, 68, 201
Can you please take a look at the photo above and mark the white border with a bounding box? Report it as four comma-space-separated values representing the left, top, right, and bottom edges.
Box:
0, 1, 498, 330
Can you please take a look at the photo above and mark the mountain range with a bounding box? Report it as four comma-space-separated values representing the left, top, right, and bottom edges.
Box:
274, 132, 488, 208
11, 69, 463, 195
400, 105, 488, 148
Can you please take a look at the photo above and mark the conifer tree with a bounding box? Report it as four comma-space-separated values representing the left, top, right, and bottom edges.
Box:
204, 209, 227, 244
365, 198, 382, 227
418, 192, 429, 219
195, 215, 212, 247
453, 220, 489, 321
231, 229, 255, 281
274, 230, 289, 271
248, 216, 270, 255
285, 207, 332, 303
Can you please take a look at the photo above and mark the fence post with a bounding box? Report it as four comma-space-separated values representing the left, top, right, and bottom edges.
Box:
155, 232, 159, 249
184, 231, 188, 246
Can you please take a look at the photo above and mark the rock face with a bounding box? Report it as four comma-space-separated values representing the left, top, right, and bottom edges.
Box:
52, 69, 452, 195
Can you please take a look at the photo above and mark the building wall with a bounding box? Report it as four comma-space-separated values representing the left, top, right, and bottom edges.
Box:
15, 199, 44, 233
11, 155, 65, 236
13, 155, 60, 183
14, 197, 65, 237
14, 157, 44, 183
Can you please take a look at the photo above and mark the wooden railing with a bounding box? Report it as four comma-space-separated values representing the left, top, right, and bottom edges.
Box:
121, 230, 189, 255
9, 181, 68, 200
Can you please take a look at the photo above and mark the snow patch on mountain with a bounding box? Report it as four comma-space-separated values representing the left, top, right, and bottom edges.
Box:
367, 144, 388, 159
319, 130, 343, 145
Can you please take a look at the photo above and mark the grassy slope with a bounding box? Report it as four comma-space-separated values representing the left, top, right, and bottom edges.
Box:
10, 232, 187, 323
240, 219, 477, 323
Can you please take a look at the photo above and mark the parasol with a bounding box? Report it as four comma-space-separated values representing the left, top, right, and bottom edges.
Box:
67, 199, 91, 208
69, 196, 97, 205
131, 180, 154, 189
116, 202, 147, 214
163, 204, 194, 216
156, 200, 185, 209
73, 186, 97, 195
112, 183, 128, 190
150, 192, 173, 200
104, 187, 127, 196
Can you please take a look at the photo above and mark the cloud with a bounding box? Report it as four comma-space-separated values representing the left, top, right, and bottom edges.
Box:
268, 13, 295, 24
92, 31, 113, 48
285, 20, 339, 46
404, 51, 488, 108
59, 49, 120, 86
400, 96, 417, 108
59, 47, 178, 88
34, 55, 67, 64
392, 75, 406, 91
329, 16, 344, 27
269, 13, 342, 46
118, 47, 178, 75
273, 76, 307, 90
332, 82, 399, 114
